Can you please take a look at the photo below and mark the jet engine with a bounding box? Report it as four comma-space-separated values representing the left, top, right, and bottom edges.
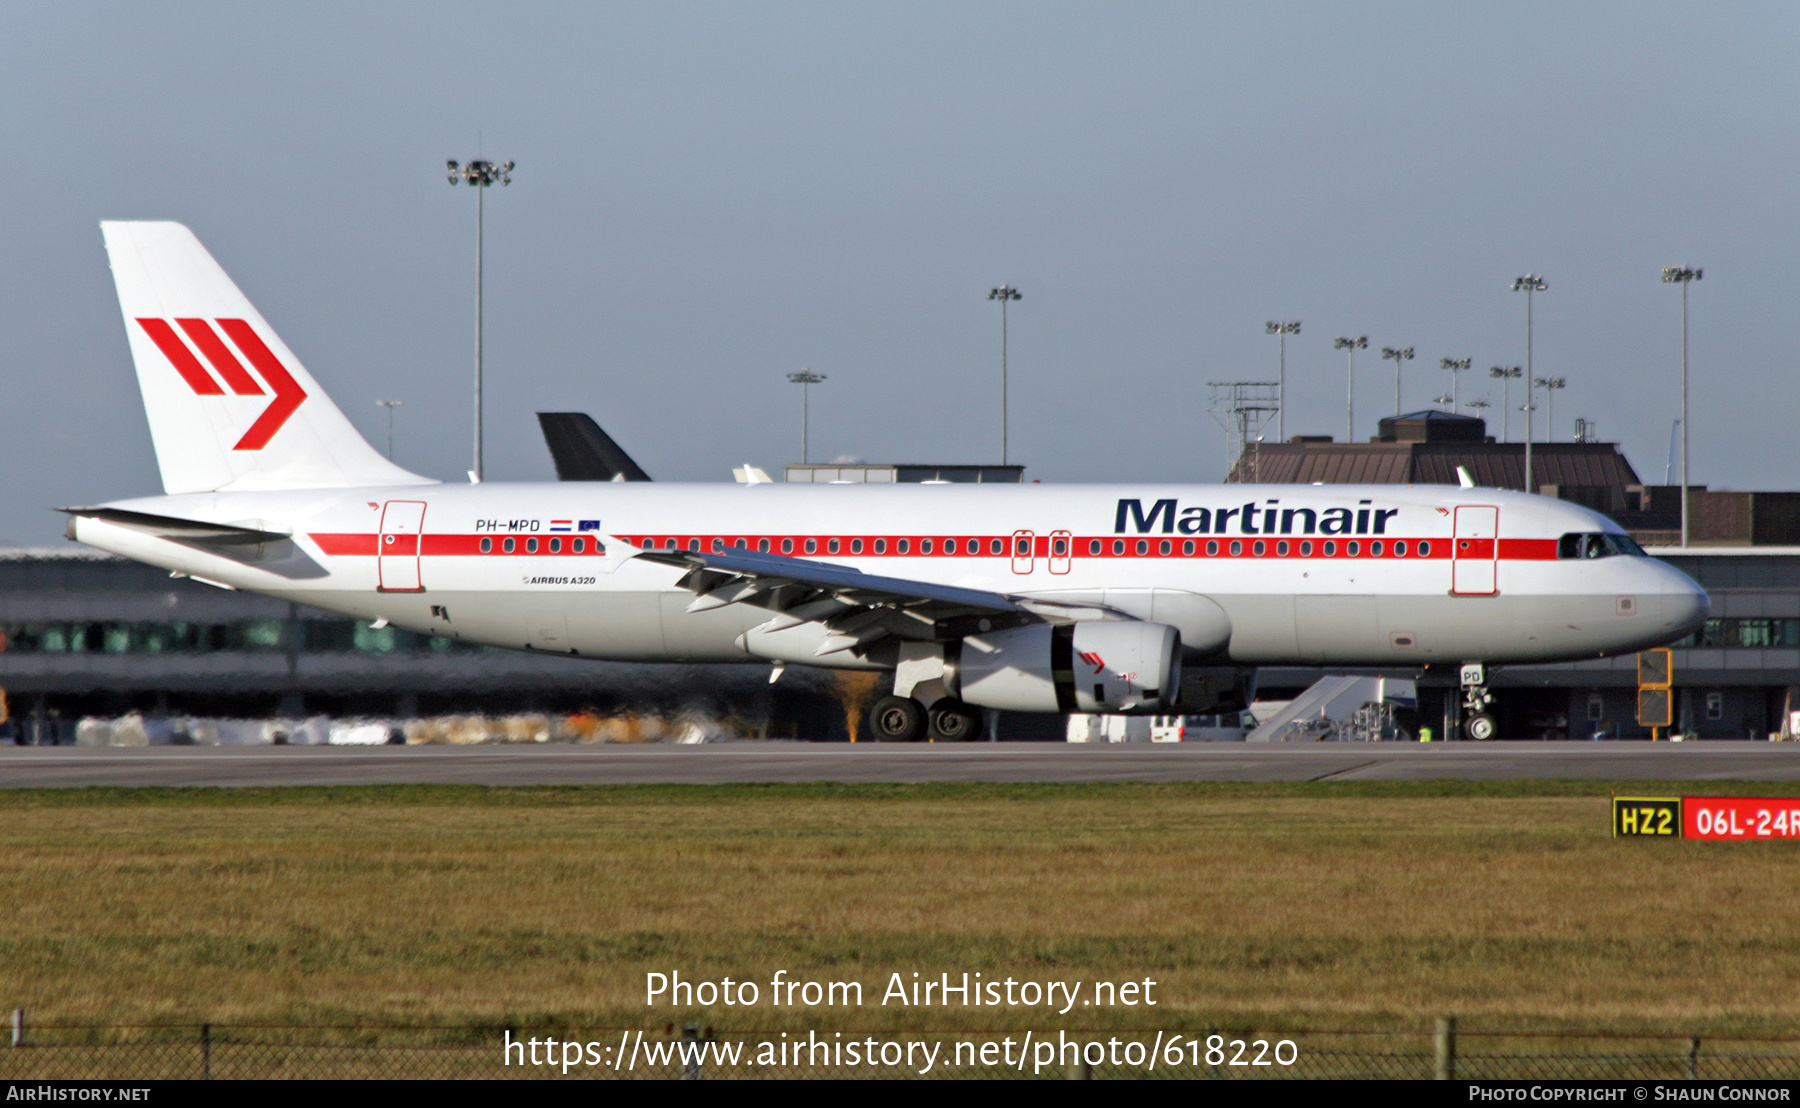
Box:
951, 621, 1181, 713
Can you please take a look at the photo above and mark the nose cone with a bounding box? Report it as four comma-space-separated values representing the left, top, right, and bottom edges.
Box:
1654, 563, 1710, 641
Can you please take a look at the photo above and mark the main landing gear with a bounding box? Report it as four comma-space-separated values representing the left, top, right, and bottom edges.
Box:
867, 696, 981, 742
1460, 662, 1497, 741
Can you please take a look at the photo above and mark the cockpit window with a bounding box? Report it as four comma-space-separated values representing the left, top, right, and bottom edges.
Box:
1557, 532, 1645, 559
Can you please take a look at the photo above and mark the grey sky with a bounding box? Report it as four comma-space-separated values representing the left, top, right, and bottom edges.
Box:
1, 2, 1794, 544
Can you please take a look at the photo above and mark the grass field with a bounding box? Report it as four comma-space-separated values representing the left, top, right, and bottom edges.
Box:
4, 781, 1800, 1035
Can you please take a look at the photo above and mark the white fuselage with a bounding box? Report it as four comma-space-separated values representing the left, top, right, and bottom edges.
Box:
72, 481, 1709, 672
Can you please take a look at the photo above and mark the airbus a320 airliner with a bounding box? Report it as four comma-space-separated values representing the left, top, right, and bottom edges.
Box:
65, 223, 1708, 741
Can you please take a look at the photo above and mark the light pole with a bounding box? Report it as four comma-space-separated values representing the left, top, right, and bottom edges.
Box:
1440, 357, 1472, 411
1511, 274, 1547, 494
1334, 336, 1367, 442
1266, 320, 1300, 440
787, 369, 826, 464
987, 285, 1022, 464
1534, 376, 1567, 441
1489, 366, 1522, 441
376, 399, 403, 460
447, 157, 515, 482
1465, 397, 1492, 430
1663, 265, 1703, 547
1380, 346, 1414, 417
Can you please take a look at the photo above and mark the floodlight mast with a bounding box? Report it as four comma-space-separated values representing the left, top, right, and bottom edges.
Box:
787, 369, 827, 464
1535, 376, 1567, 441
1489, 366, 1521, 444
1440, 357, 1472, 411
447, 157, 515, 482
1663, 265, 1702, 548
376, 399, 403, 460
987, 285, 1022, 464
1265, 321, 1300, 440
1334, 336, 1367, 442
1511, 274, 1547, 493
1380, 346, 1414, 417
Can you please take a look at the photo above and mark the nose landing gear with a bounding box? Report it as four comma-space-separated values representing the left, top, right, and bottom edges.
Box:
1460, 662, 1497, 740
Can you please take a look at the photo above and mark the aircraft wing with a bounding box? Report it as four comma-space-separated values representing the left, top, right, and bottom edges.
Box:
633, 546, 1038, 654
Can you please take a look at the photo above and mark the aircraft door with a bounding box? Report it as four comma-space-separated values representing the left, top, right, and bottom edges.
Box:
1049, 530, 1072, 575
378, 500, 427, 592
1451, 505, 1499, 596
1011, 529, 1035, 575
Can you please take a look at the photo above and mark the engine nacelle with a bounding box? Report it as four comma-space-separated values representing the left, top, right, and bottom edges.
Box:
952, 621, 1182, 714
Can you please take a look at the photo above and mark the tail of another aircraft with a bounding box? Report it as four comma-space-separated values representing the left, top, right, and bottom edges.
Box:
100, 221, 435, 494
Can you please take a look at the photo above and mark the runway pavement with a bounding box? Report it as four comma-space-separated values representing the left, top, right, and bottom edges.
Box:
1, 741, 1798, 787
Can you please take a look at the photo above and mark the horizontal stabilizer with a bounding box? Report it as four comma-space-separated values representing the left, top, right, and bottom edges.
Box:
536, 413, 653, 482
61, 506, 290, 546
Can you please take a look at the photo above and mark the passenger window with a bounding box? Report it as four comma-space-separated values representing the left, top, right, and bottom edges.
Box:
503, 537, 516, 554
922, 539, 933, 554
850, 538, 863, 553
1393, 541, 1405, 556
782, 538, 794, 554
572, 538, 585, 553
526, 538, 539, 553
1112, 539, 1125, 555
875, 539, 886, 554
898, 539, 910, 554
1369, 541, 1382, 556
549, 538, 561, 553
758, 538, 770, 553
480, 537, 492, 553
1088, 540, 1101, 555
1417, 541, 1430, 557
990, 539, 1004, 555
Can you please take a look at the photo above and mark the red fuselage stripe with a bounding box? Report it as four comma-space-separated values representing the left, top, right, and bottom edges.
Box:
306, 532, 1560, 561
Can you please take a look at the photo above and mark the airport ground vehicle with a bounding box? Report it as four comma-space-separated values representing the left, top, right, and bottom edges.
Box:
67, 222, 1709, 741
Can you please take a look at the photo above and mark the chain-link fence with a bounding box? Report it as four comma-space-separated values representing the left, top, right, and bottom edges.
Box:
6, 1021, 1800, 1080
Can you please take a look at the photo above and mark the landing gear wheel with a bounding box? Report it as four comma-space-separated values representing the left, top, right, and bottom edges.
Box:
1464, 712, 1498, 741
927, 699, 981, 742
869, 696, 926, 742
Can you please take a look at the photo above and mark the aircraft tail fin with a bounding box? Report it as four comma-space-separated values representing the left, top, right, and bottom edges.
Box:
536, 412, 653, 481
99, 221, 436, 494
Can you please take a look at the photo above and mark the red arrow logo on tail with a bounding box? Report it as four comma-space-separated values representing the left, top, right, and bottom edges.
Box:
135, 317, 307, 450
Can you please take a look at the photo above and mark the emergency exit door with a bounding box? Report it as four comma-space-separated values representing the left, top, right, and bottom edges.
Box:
378, 500, 427, 592
1011, 529, 1035, 574
1451, 505, 1498, 596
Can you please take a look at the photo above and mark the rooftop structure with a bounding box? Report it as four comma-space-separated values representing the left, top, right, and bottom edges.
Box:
784, 463, 1024, 484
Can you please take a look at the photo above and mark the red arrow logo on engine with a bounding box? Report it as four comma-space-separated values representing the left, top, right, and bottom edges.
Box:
135, 317, 307, 450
